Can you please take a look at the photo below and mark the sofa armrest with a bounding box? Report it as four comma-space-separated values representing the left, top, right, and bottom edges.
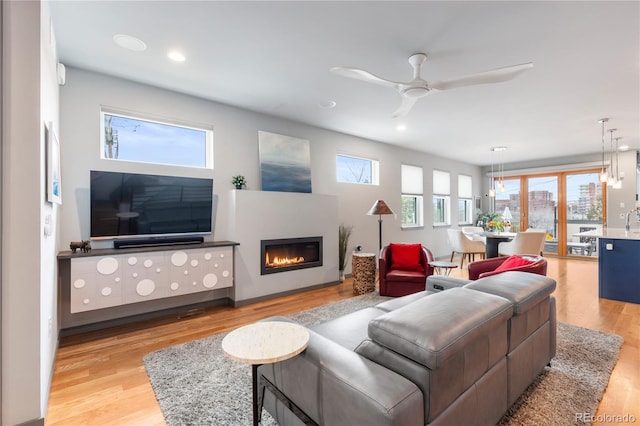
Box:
426, 275, 471, 292
258, 317, 423, 426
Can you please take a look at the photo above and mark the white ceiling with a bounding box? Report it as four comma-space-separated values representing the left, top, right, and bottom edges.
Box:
49, 1, 640, 166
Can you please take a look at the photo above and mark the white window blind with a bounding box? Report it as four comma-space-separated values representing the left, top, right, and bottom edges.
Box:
458, 174, 472, 198
433, 170, 450, 195
401, 165, 423, 194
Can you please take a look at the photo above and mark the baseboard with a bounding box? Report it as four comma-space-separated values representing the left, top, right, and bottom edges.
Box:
59, 298, 232, 337
232, 281, 339, 307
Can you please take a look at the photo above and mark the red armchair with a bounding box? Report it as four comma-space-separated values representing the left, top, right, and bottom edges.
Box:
468, 254, 547, 280
379, 243, 434, 297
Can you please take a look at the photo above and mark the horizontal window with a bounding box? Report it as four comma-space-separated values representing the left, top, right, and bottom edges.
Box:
101, 110, 213, 169
336, 154, 379, 185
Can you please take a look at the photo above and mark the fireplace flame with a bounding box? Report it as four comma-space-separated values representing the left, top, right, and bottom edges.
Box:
265, 252, 306, 267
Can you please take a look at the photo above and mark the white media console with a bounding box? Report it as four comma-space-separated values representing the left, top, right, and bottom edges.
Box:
57, 241, 238, 333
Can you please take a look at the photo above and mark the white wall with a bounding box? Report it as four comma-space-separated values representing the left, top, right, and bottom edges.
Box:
2, 0, 59, 424
40, 0, 61, 412
59, 68, 483, 268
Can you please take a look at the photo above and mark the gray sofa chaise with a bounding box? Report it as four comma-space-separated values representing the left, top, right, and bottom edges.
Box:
258, 271, 556, 425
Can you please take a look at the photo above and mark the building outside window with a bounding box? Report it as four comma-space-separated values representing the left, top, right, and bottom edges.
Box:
433, 169, 451, 226
401, 164, 423, 228
100, 110, 213, 169
458, 174, 473, 225
336, 154, 379, 184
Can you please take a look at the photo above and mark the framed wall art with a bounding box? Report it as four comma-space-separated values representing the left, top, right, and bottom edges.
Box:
46, 122, 62, 204
258, 131, 311, 193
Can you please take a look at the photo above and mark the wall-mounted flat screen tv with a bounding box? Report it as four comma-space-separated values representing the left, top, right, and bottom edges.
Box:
90, 170, 214, 240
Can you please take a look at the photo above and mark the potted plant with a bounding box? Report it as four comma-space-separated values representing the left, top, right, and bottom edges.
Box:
338, 224, 353, 282
231, 175, 246, 189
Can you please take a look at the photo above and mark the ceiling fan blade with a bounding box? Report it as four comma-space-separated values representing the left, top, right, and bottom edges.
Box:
430, 62, 533, 91
392, 96, 418, 118
330, 66, 400, 89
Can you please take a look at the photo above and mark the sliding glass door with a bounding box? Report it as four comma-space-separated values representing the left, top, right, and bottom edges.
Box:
527, 176, 558, 253
565, 172, 602, 257
494, 168, 604, 257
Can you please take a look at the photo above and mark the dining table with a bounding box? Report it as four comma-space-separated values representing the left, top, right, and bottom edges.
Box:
482, 232, 517, 258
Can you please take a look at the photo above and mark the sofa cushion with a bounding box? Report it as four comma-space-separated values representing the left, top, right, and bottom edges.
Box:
375, 290, 433, 312
390, 243, 423, 271
494, 255, 534, 272
311, 307, 387, 351
464, 271, 556, 315
367, 287, 513, 369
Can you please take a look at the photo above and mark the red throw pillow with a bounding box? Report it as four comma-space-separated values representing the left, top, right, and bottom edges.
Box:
494, 255, 535, 272
390, 243, 423, 271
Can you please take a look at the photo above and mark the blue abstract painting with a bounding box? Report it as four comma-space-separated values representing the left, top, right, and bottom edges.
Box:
258, 131, 312, 193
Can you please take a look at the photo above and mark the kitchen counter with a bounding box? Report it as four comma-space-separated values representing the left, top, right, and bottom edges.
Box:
575, 227, 640, 240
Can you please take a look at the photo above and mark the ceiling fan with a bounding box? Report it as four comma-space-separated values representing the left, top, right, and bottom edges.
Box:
330, 53, 533, 118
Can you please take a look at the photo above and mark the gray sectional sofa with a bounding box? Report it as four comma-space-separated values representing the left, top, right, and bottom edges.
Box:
258, 271, 556, 425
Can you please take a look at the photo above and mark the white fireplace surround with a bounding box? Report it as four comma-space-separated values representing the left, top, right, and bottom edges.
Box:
229, 190, 339, 302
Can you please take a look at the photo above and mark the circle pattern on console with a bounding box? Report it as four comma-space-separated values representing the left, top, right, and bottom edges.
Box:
222, 270, 230, 278
204, 253, 212, 260
73, 279, 85, 289
191, 259, 199, 267
136, 279, 155, 296
171, 251, 188, 267
203, 273, 218, 288
97, 257, 119, 275
101, 287, 112, 296
144, 259, 153, 268
170, 282, 179, 291
128, 257, 138, 266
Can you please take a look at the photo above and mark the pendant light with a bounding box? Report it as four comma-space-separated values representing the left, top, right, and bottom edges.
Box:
489, 148, 496, 197
598, 118, 609, 183
607, 129, 617, 187
613, 136, 623, 189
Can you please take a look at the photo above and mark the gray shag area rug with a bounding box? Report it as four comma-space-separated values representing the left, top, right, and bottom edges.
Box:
143, 293, 623, 426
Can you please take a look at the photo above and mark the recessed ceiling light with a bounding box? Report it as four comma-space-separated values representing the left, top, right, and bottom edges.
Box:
619, 144, 630, 151
168, 51, 186, 62
491, 146, 508, 152
396, 124, 407, 132
318, 100, 337, 109
113, 34, 147, 52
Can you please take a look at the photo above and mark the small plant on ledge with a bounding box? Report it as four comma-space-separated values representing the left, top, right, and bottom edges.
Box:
338, 224, 353, 282
231, 175, 247, 189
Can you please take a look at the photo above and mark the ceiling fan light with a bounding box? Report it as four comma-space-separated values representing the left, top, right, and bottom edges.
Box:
402, 87, 430, 98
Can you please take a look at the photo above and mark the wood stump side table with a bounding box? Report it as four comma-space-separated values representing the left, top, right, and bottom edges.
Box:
352, 252, 376, 295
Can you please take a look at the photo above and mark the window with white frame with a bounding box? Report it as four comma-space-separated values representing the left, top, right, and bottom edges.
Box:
401, 164, 423, 228
336, 154, 379, 184
433, 170, 451, 226
458, 174, 473, 225
100, 109, 214, 169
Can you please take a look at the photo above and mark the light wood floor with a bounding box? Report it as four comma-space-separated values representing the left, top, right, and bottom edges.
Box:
46, 257, 639, 426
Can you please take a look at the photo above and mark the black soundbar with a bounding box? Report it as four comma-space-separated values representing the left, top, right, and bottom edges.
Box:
114, 236, 204, 249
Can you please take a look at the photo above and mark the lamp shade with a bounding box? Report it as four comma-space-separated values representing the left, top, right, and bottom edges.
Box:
502, 206, 513, 221
367, 200, 395, 216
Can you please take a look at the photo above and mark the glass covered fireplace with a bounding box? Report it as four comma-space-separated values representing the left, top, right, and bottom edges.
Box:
260, 236, 323, 275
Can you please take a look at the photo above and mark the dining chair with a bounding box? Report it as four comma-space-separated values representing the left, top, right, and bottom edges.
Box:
498, 231, 546, 256
447, 229, 486, 268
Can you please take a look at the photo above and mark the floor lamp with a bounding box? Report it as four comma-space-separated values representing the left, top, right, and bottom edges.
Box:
367, 200, 395, 252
